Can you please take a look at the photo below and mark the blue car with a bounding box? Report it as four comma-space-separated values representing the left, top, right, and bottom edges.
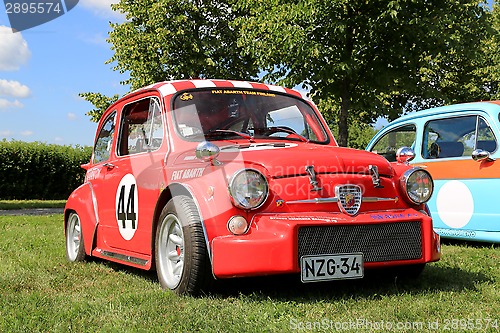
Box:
367, 101, 500, 243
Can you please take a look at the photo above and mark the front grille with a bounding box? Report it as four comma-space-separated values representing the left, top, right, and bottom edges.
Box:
298, 222, 422, 263
336, 185, 362, 215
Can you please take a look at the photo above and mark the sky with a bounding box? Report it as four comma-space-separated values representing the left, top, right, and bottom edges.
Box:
0, 0, 128, 146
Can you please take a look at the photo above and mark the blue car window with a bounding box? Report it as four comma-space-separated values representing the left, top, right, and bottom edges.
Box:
370, 124, 416, 162
423, 115, 497, 159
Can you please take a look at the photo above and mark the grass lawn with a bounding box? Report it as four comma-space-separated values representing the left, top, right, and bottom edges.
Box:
0, 214, 498, 332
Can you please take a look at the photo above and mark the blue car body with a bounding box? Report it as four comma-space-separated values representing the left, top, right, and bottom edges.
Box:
367, 101, 500, 243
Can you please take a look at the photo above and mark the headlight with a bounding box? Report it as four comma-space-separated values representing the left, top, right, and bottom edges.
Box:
400, 168, 433, 204
228, 169, 268, 210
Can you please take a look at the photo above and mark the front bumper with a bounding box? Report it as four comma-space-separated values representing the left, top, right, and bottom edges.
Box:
211, 209, 441, 278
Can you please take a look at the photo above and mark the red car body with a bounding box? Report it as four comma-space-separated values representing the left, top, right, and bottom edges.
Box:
65, 79, 440, 294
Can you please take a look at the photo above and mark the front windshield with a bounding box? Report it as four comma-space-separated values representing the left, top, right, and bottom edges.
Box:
172, 89, 328, 143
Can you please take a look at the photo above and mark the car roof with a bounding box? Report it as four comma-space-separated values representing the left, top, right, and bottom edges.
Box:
386, 101, 500, 127
125, 79, 309, 101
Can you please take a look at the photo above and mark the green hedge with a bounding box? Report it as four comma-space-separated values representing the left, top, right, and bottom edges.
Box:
0, 140, 92, 200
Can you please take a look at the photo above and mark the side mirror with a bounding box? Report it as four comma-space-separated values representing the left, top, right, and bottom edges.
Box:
472, 149, 495, 162
196, 141, 221, 166
396, 146, 415, 164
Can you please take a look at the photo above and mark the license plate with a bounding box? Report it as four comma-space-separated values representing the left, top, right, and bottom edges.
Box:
301, 253, 364, 283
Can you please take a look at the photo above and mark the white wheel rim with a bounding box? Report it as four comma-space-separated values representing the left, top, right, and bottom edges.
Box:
66, 213, 81, 261
158, 214, 185, 289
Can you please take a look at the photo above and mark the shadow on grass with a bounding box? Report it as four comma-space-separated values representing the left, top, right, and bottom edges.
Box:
207, 264, 492, 301
95, 257, 492, 301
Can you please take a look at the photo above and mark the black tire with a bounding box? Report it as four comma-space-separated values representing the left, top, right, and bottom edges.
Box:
155, 196, 212, 295
65, 212, 87, 262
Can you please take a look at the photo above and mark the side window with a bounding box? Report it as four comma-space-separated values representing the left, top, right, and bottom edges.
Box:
423, 115, 497, 159
93, 112, 116, 164
118, 97, 163, 156
371, 124, 416, 162
476, 118, 497, 153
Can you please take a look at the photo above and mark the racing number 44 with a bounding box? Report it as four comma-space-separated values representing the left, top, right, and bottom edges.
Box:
117, 184, 137, 229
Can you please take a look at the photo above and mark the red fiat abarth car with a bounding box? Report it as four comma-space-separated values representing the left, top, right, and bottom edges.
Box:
64, 79, 440, 295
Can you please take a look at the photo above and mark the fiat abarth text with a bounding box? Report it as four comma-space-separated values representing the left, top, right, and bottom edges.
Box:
64, 79, 441, 295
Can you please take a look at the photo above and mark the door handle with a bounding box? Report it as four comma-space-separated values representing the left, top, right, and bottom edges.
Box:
103, 163, 116, 169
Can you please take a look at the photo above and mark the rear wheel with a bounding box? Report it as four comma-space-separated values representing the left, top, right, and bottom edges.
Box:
66, 212, 86, 262
155, 196, 212, 295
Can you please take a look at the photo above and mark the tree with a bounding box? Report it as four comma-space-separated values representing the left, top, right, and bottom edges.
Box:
81, 0, 259, 121
108, 0, 258, 90
475, 2, 500, 100
234, 0, 494, 146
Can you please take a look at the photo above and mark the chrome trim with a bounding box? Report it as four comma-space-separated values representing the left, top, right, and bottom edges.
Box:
196, 141, 221, 165
399, 168, 434, 204
335, 185, 362, 216
305, 165, 322, 191
287, 196, 398, 204
100, 250, 149, 266
362, 197, 399, 203
369, 165, 383, 188
287, 198, 339, 204
396, 146, 415, 164
472, 149, 495, 162
228, 168, 269, 210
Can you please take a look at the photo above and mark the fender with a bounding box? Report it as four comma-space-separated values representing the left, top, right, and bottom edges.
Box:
153, 182, 212, 263
64, 182, 99, 257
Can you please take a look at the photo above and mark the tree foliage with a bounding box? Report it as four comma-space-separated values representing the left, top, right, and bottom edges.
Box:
234, 0, 495, 146
108, 0, 258, 90
81, 0, 259, 122
79, 92, 120, 123
475, 2, 500, 100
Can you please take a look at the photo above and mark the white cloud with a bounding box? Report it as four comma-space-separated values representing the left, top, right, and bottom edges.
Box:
0, 130, 13, 136
0, 80, 31, 98
67, 112, 77, 120
54, 136, 64, 142
80, 32, 108, 46
0, 98, 23, 110
20, 130, 33, 137
79, 0, 122, 19
0, 26, 31, 71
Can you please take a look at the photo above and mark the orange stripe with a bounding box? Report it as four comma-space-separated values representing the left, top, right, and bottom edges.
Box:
413, 159, 499, 180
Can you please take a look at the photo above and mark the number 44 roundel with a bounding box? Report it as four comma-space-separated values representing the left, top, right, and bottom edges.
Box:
115, 174, 139, 240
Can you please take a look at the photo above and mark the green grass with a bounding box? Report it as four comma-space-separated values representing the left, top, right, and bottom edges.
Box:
0, 200, 66, 210
0, 214, 498, 332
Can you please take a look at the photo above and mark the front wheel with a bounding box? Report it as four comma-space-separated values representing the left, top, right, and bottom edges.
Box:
155, 196, 212, 295
65, 212, 86, 262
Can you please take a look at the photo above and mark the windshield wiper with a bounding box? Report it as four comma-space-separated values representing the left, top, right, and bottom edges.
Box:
205, 129, 254, 141
256, 126, 309, 142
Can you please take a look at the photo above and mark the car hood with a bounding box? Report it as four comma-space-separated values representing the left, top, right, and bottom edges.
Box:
216, 142, 394, 178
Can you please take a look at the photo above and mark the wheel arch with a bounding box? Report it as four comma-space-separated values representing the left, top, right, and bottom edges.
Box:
64, 182, 99, 257
151, 183, 212, 267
